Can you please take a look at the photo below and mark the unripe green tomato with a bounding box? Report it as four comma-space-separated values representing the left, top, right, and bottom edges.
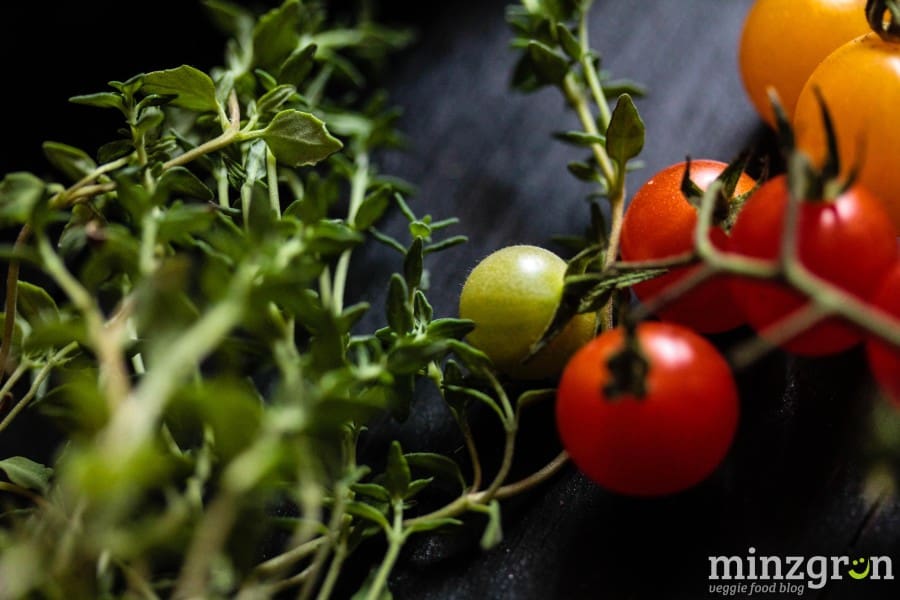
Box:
458, 245, 596, 380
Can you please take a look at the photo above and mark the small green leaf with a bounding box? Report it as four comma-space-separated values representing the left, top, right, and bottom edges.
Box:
0, 173, 45, 226
156, 203, 218, 244
279, 44, 318, 87
556, 23, 582, 60
403, 237, 424, 291
0, 457, 53, 495
305, 220, 364, 255
257, 84, 297, 116
554, 131, 605, 147
405, 453, 466, 491
339, 302, 370, 334
346, 501, 390, 531
426, 318, 475, 341
424, 235, 467, 254
42, 142, 97, 182
386, 274, 413, 334
260, 110, 343, 167
69, 92, 124, 111
156, 166, 214, 201
137, 93, 177, 111
370, 228, 406, 254
134, 108, 166, 136
384, 441, 410, 500
404, 477, 433, 499
23, 316, 87, 354
354, 186, 392, 230
97, 140, 134, 164
413, 290, 433, 323
602, 79, 648, 99
446, 339, 492, 375
16, 282, 60, 327
406, 517, 463, 535
253, 0, 301, 70
142, 65, 219, 113
605, 94, 645, 168
387, 339, 451, 375
203, 0, 253, 36
526, 40, 569, 89
351, 483, 391, 502
567, 161, 602, 183
255, 68, 279, 91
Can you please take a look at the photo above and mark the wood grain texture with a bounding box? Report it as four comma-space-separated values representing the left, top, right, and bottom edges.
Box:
2, 1, 898, 598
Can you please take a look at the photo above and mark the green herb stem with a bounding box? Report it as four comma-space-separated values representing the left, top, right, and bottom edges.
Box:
331, 151, 370, 315
162, 91, 241, 171
173, 491, 239, 599
101, 262, 256, 454
488, 450, 569, 501
267, 148, 281, 217
0, 361, 30, 406
561, 64, 624, 330
563, 75, 616, 185
50, 156, 130, 209
38, 235, 130, 409
365, 502, 405, 600
299, 484, 349, 600
0, 342, 79, 434
578, 1, 611, 130
314, 525, 350, 600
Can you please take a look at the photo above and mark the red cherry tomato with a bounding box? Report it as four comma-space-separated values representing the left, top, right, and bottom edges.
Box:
555, 322, 739, 496
729, 174, 897, 356
620, 160, 757, 333
865, 263, 900, 408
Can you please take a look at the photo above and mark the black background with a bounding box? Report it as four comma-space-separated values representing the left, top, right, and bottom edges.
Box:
2, 1, 899, 599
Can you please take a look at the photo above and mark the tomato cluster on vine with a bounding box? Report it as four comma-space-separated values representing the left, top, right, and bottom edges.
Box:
457, 0, 900, 498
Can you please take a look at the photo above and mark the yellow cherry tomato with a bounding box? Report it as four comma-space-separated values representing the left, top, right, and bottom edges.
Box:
738, 0, 869, 127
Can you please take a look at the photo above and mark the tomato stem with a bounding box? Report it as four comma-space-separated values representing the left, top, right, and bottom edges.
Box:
602, 320, 650, 399
867, 0, 900, 40
680, 182, 900, 351
729, 304, 831, 368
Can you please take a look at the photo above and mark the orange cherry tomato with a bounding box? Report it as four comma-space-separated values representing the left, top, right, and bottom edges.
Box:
738, 0, 869, 127
793, 31, 900, 229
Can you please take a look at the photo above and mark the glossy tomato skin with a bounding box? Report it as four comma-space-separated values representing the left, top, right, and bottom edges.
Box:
738, 0, 868, 127
865, 264, 900, 408
729, 175, 898, 356
620, 160, 756, 334
459, 245, 595, 380
794, 33, 900, 230
556, 322, 739, 496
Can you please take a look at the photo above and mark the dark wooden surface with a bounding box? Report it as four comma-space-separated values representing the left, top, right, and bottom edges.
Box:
3, 1, 899, 599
